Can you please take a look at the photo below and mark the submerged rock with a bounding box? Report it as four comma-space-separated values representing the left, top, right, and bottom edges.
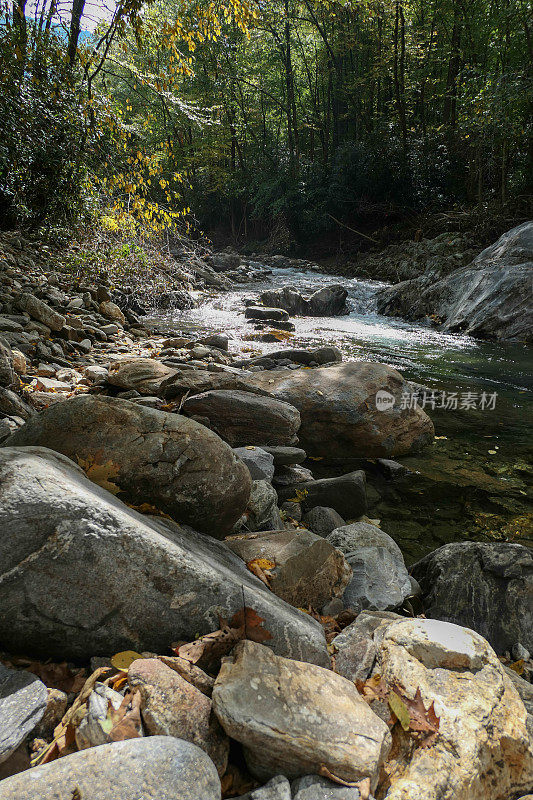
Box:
0, 446, 329, 664
247, 362, 434, 458
5, 394, 251, 536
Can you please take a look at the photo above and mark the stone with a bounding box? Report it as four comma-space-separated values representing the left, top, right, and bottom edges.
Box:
303, 507, 345, 537
16, 292, 65, 331
99, 300, 126, 324
411, 542, 533, 654
273, 464, 314, 487
0, 664, 47, 764
75, 683, 132, 749
0, 338, 14, 387
107, 358, 178, 395
234, 446, 275, 481
85, 364, 109, 382
34, 376, 71, 392
128, 658, 228, 775
247, 362, 434, 458
225, 529, 352, 608
327, 523, 411, 613
235, 776, 292, 800
0, 447, 329, 665
10, 349, 26, 375
5, 395, 251, 537
162, 368, 257, 403
0, 736, 221, 800
0, 388, 33, 420
377, 222, 533, 342
211, 252, 241, 271
376, 618, 533, 800
245, 306, 290, 322
292, 775, 363, 800
34, 688, 68, 738
259, 285, 348, 317
331, 610, 402, 683
212, 641, 390, 787
243, 480, 283, 531
261, 446, 307, 465
278, 472, 367, 521
182, 390, 301, 447
199, 334, 230, 351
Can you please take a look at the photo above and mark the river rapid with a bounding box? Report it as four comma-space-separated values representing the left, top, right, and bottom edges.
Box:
151, 264, 533, 562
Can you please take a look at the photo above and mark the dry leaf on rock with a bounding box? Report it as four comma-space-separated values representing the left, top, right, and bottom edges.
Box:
77, 451, 121, 495
175, 607, 272, 672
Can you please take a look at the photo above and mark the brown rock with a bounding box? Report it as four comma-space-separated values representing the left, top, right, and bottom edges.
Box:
107, 358, 178, 396
129, 658, 229, 775
247, 362, 434, 458
99, 301, 125, 324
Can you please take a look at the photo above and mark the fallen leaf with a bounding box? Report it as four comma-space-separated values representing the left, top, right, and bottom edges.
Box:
110, 651, 144, 671
77, 451, 121, 495
508, 659, 525, 675
106, 691, 142, 742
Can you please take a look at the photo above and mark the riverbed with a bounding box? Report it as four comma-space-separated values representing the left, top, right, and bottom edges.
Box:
151, 265, 533, 561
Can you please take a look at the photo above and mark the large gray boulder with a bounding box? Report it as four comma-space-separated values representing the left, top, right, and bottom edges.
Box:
5, 395, 251, 537
411, 541, 533, 655
377, 222, 533, 341
0, 447, 329, 664
246, 362, 434, 459
0, 665, 47, 765
327, 523, 411, 613
212, 641, 391, 788
260, 285, 348, 317
182, 390, 301, 447
0, 737, 221, 800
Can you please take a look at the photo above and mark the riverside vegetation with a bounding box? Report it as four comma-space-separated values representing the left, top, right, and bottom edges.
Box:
1, 0, 532, 798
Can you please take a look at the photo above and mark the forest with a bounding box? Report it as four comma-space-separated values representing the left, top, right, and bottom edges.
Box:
0, 2, 532, 800
1, 0, 532, 244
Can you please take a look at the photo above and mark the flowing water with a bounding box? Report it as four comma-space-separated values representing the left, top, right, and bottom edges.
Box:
152, 265, 533, 560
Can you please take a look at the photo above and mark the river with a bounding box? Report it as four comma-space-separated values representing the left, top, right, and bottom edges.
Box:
151, 264, 533, 561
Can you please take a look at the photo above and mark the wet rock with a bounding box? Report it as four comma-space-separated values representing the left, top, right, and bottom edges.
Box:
278, 472, 367, 521
234, 446, 275, 481
250, 347, 342, 367
5, 395, 251, 536
0, 447, 329, 664
245, 306, 290, 322
107, 358, 177, 395
260, 285, 348, 317
128, 659, 228, 775
377, 618, 533, 800
0, 737, 221, 800
225, 529, 352, 608
0, 664, 47, 764
247, 362, 434, 458
327, 523, 411, 613
212, 640, 391, 787
200, 334, 230, 351
303, 507, 345, 537
182, 390, 301, 447
411, 542, 533, 654
16, 292, 65, 331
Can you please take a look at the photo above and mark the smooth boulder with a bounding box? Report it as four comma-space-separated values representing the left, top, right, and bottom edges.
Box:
0, 737, 221, 800
212, 640, 391, 787
5, 395, 251, 536
411, 541, 533, 654
278, 472, 367, 520
327, 523, 411, 612
182, 390, 301, 447
0, 447, 329, 664
259, 285, 348, 317
247, 362, 434, 458
107, 358, 178, 395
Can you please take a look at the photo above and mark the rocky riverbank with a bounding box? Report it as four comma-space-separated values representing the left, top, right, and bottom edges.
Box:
0, 228, 532, 799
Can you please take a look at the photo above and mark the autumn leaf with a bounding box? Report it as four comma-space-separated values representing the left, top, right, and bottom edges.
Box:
246, 558, 275, 587
77, 451, 121, 495
111, 651, 143, 671
104, 691, 142, 742
388, 689, 411, 732
176, 607, 272, 672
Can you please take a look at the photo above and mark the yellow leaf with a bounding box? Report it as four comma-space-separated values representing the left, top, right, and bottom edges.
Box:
111, 651, 144, 671
508, 659, 524, 675
247, 558, 275, 571
77, 455, 121, 495
388, 690, 411, 731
